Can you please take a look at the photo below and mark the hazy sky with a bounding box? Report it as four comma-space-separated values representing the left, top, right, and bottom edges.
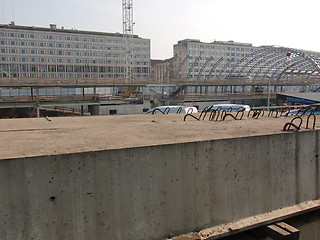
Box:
1, 0, 319, 59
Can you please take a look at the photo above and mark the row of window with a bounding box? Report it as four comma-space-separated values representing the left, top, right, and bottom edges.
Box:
190, 68, 233, 73
1, 72, 149, 78
188, 74, 228, 78
0, 40, 150, 53
188, 50, 253, 55
0, 64, 149, 74
0, 48, 149, 59
0, 56, 150, 66
188, 44, 254, 52
188, 52, 251, 58
188, 57, 241, 63
0, 31, 149, 46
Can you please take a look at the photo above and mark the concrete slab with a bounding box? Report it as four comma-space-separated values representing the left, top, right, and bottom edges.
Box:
0, 113, 317, 160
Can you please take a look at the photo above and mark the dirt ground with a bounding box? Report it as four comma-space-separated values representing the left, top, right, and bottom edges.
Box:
0, 112, 317, 160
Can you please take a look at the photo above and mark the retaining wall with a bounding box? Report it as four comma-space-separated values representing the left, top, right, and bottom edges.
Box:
1, 131, 319, 239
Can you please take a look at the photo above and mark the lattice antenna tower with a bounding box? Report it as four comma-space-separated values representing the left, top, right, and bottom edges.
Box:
122, 0, 134, 82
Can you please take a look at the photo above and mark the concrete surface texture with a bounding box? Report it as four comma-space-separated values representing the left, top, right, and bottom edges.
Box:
0, 113, 316, 160
0, 114, 320, 239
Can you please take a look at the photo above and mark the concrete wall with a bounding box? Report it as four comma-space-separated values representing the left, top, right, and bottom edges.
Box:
1, 131, 320, 240
99, 101, 151, 115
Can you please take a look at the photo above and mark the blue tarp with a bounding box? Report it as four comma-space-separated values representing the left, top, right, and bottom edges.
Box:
286, 96, 315, 104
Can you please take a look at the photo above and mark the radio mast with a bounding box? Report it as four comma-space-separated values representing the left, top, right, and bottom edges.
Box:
122, 0, 134, 82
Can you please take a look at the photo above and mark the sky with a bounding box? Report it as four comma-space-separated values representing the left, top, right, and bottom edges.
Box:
1, 0, 320, 59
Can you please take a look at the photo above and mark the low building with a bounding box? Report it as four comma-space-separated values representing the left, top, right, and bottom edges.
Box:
151, 59, 171, 83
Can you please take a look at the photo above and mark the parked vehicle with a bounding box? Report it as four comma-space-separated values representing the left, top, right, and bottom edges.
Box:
208, 104, 251, 112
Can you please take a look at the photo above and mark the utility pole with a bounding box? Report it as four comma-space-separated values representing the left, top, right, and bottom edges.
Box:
122, 0, 134, 83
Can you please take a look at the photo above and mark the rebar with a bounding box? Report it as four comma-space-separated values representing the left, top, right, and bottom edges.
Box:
306, 114, 316, 129
152, 108, 165, 114
268, 109, 278, 118
222, 113, 237, 121
280, 107, 290, 117
291, 116, 302, 130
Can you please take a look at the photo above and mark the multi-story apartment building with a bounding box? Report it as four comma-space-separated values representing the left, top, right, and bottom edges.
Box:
0, 22, 150, 80
166, 39, 260, 81
150, 59, 171, 83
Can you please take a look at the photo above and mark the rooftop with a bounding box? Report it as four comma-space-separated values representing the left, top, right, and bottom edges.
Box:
0, 22, 142, 39
1, 113, 316, 160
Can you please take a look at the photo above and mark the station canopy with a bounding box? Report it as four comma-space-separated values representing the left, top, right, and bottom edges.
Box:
224, 46, 320, 81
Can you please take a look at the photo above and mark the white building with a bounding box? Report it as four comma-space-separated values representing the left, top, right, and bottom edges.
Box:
0, 22, 150, 80
172, 39, 260, 80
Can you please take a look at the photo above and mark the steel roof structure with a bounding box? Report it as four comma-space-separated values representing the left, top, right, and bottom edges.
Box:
181, 46, 320, 81
225, 46, 320, 81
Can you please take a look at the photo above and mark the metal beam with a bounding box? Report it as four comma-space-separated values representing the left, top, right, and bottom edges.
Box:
187, 55, 202, 79
207, 57, 223, 80
175, 54, 190, 78
197, 56, 213, 80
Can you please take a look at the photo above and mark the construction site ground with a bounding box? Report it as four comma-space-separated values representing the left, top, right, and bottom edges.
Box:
0, 112, 316, 160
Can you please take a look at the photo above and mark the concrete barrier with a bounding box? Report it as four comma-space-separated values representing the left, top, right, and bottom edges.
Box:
1, 131, 319, 239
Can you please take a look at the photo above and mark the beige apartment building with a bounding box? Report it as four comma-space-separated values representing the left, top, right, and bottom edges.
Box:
0, 22, 150, 80
153, 39, 260, 82
150, 59, 172, 83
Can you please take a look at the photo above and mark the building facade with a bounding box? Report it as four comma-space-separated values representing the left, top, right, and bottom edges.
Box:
150, 59, 172, 83
0, 22, 150, 80
171, 39, 260, 81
